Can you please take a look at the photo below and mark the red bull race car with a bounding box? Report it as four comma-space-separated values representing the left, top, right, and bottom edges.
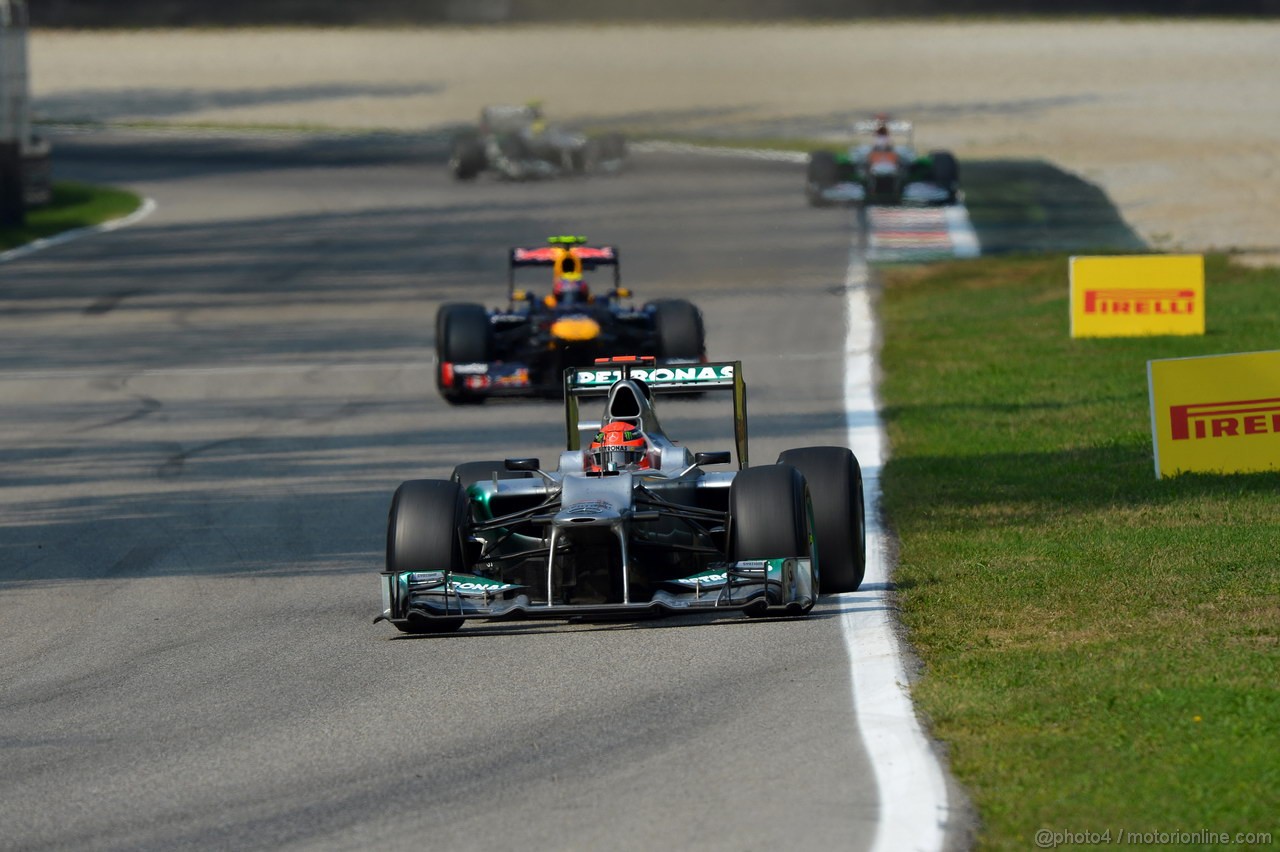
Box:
435, 236, 707, 403
378, 358, 866, 634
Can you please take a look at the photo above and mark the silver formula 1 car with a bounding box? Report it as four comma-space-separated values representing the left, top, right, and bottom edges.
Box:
376, 359, 865, 634
449, 104, 627, 181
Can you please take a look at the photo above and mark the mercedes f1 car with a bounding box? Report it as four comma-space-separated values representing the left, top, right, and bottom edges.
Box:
377, 358, 866, 633
435, 236, 707, 403
806, 116, 959, 206
449, 104, 627, 181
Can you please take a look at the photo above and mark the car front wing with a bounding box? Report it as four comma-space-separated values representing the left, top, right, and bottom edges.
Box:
375, 558, 816, 628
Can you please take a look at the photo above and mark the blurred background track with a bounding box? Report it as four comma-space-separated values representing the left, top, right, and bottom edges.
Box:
27, 0, 1280, 27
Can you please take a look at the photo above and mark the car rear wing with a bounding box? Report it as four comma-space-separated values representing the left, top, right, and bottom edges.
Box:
563, 359, 749, 469
508, 245, 621, 293
853, 118, 913, 136
480, 104, 537, 133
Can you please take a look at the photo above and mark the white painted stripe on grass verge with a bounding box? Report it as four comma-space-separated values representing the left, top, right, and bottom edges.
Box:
0, 197, 158, 264
842, 248, 951, 852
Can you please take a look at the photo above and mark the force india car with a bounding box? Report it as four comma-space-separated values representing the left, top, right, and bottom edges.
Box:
449, 104, 627, 181
435, 236, 707, 403
806, 116, 959, 206
377, 359, 866, 633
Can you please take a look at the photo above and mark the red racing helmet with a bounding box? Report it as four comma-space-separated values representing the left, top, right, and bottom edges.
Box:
588, 421, 649, 471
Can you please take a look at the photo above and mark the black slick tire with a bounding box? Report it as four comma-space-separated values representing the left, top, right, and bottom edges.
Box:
450, 132, 486, 180
728, 464, 814, 616
729, 464, 810, 560
928, 150, 960, 203
600, 132, 627, 162
648, 299, 705, 361
435, 302, 493, 405
806, 151, 838, 206
386, 479, 468, 633
777, 446, 865, 593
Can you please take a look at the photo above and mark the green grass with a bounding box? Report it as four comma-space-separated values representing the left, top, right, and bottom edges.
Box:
0, 182, 144, 252
878, 254, 1280, 850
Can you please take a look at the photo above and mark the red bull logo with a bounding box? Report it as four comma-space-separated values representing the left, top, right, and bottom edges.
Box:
1169, 397, 1280, 441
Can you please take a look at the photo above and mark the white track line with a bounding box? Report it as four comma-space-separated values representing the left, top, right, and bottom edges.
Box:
842, 249, 951, 852
633, 139, 962, 846
5, 143, 956, 849
0, 197, 158, 264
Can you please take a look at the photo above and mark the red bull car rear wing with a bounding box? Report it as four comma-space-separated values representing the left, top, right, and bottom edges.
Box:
508, 237, 621, 293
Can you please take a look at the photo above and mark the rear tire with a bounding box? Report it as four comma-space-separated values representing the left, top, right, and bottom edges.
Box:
436, 302, 493, 363
648, 299, 705, 361
435, 303, 494, 405
777, 447, 865, 593
928, 150, 960, 202
386, 479, 468, 633
600, 132, 627, 162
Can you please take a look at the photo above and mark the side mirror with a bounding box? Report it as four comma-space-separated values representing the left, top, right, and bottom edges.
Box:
694, 451, 731, 467
504, 458, 541, 472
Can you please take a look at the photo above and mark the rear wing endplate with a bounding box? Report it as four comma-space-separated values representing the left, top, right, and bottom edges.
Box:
563, 360, 748, 469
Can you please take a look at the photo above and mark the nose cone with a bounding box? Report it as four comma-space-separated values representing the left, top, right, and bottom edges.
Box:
551, 317, 601, 341
553, 501, 622, 528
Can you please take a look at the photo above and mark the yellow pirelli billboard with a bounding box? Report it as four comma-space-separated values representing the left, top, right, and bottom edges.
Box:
1070, 255, 1204, 338
1148, 350, 1280, 478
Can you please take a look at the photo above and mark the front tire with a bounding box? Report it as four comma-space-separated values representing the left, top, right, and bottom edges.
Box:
928, 150, 960, 203
806, 151, 838, 206
729, 464, 815, 616
599, 132, 627, 162
729, 464, 810, 560
450, 132, 486, 180
386, 479, 469, 633
777, 447, 865, 593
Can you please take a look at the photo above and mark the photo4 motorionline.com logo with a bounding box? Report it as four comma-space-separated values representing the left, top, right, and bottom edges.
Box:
1035, 828, 1272, 848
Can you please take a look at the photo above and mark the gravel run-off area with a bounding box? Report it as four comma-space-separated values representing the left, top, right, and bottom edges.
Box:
28, 21, 1280, 261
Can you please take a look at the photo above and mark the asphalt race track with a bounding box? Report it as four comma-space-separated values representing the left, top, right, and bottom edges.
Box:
2, 132, 901, 851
